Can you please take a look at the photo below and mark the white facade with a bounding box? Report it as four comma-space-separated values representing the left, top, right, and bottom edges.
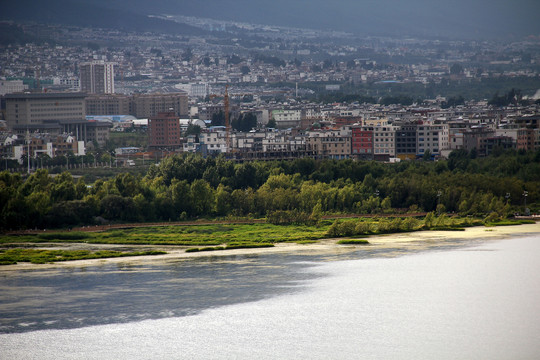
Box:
183, 135, 198, 153
175, 83, 209, 98
254, 109, 269, 125
417, 123, 449, 155
53, 77, 80, 89
495, 128, 519, 141
373, 125, 397, 156
271, 109, 301, 128
0, 80, 28, 95
200, 131, 228, 153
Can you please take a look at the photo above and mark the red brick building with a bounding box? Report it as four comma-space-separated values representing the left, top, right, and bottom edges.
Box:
148, 112, 181, 149
351, 126, 374, 159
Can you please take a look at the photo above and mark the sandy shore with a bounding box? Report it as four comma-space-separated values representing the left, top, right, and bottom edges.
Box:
1, 222, 539, 272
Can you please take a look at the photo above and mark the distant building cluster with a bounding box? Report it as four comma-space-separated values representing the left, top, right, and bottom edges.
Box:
176, 114, 539, 161
140, 100, 540, 161
1, 87, 539, 166
1, 23, 539, 167
0, 91, 187, 164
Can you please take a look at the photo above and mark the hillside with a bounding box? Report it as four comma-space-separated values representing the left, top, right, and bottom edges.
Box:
1, 0, 206, 36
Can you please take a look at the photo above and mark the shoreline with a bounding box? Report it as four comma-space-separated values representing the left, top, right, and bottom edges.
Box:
1, 222, 539, 272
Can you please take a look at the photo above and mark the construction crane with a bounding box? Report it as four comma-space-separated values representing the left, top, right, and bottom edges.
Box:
224, 85, 231, 153
209, 85, 254, 154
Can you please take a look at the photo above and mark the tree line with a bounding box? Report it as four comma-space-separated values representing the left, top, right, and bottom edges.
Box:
1, 149, 538, 231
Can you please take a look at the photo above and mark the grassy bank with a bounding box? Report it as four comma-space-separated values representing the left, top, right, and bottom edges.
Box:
0, 249, 166, 265
0, 222, 331, 247
0, 216, 535, 265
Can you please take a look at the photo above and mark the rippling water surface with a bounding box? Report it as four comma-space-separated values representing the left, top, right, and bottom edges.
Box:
1, 233, 540, 359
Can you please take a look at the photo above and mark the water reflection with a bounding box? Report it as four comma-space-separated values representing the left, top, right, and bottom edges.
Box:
0, 234, 518, 334
0, 252, 320, 334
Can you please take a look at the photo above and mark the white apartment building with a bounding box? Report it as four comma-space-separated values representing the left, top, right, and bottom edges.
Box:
373, 125, 397, 156
417, 123, 449, 156
200, 130, 228, 153
271, 109, 302, 128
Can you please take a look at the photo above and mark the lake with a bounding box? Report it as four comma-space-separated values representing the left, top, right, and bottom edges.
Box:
1, 229, 540, 359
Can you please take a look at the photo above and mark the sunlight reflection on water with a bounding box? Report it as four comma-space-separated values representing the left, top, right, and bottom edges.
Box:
1, 234, 540, 359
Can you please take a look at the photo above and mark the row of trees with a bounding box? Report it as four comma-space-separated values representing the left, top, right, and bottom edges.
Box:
1, 149, 538, 230
312, 79, 540, 105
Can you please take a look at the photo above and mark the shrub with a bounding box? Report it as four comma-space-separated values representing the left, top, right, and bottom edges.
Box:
266, 209, 313, 225
354, 221, 372, 235
402, 217, 420, 231
225, 243, 274, 249
337, 239, 369, 245
326, 219, 341, 237
325, 220, 359, 237
340, 221, 357, 237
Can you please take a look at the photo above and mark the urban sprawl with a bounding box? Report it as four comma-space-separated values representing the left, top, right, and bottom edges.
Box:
1, 21, 540, 168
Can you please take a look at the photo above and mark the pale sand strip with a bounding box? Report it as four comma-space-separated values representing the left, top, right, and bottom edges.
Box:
1, 222, 539, 272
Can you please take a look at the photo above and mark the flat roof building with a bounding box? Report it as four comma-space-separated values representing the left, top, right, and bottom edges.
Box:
5, 92, 86, 129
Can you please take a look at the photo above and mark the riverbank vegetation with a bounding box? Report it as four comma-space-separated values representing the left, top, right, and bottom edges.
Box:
0, 149, 538, 232
0, 215, 534, 265
0, 248, 166, 265
0, 216, 532, 246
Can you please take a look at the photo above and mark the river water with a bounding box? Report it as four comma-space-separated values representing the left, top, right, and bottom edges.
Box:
1, 232, 540, 359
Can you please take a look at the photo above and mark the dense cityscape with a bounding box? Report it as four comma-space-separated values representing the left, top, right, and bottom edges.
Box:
1, 19, 540, 170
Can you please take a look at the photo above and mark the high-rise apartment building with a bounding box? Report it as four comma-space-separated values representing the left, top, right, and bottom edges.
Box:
79, 61, 115, 94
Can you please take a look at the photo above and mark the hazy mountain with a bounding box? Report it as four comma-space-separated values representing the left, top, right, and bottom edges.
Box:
82, 0, 540, 40
1, 0, 206, 36
3, 0, 539, 40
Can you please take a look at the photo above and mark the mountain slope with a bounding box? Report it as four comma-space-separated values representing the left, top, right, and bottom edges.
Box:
3, 0, 540, 40
82, 0, 540, 40
1, 0, 206, 36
